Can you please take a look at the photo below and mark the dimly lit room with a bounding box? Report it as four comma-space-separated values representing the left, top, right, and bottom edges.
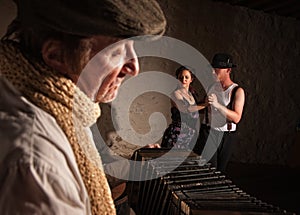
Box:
1, 0, 299, 214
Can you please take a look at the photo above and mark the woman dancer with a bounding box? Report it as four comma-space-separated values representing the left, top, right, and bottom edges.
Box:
161, 66, 206, 150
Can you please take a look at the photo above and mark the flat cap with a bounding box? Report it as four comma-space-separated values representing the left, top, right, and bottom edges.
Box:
13, 0, 166, 37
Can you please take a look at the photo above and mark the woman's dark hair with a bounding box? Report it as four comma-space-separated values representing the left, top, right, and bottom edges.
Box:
175, 65, 196, 80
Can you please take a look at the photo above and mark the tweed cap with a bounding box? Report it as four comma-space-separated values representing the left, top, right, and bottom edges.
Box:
13, 0, 166, 37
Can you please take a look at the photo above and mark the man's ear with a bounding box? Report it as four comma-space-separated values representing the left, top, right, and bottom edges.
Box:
41, 40, 69, 74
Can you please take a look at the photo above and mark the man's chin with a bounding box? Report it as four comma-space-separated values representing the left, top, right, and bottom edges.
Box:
100, 98, 114, 103
97, 94, 117, 103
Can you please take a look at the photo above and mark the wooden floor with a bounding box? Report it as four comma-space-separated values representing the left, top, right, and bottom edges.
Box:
226, 162, 300, 215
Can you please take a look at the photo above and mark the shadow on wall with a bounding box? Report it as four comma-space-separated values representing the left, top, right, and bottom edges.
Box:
0, 0, 17, 37
287, 122, 300, 168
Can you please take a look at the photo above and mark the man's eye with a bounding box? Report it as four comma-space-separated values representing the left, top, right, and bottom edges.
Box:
112, 50, 121, 57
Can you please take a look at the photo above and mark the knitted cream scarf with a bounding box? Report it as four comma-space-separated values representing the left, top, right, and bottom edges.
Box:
0, 41, 115, 215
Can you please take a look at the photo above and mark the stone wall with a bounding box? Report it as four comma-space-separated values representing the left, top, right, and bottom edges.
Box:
155, 0, 300, 165
1, 0, 299, 166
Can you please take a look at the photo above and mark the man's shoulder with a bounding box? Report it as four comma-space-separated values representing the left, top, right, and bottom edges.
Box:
232, 83, 244, 93
0, 78, 88, 213
0, 77, 35, 139
0, 77, 33, 117
233, 84, 245, 96
0, 77, 70, 160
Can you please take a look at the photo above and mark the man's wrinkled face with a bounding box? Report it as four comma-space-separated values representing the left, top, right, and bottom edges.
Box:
77, 35, 139, 103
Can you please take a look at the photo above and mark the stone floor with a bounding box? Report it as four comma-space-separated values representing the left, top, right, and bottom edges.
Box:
226, 162, 300, 215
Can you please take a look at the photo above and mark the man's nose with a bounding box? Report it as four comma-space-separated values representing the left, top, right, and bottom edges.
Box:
122, 41, 139, 76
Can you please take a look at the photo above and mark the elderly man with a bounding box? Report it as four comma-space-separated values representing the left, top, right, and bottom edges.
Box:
0, 0, 166, 214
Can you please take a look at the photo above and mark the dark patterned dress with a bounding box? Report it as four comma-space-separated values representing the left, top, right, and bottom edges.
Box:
161, 96, 199, 149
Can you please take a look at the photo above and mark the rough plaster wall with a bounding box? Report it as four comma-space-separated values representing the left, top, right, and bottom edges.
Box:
1, 0, 299, 166
156, 0, 300, 165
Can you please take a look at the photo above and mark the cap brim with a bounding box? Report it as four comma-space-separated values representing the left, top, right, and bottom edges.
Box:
211, 63, 237, 68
